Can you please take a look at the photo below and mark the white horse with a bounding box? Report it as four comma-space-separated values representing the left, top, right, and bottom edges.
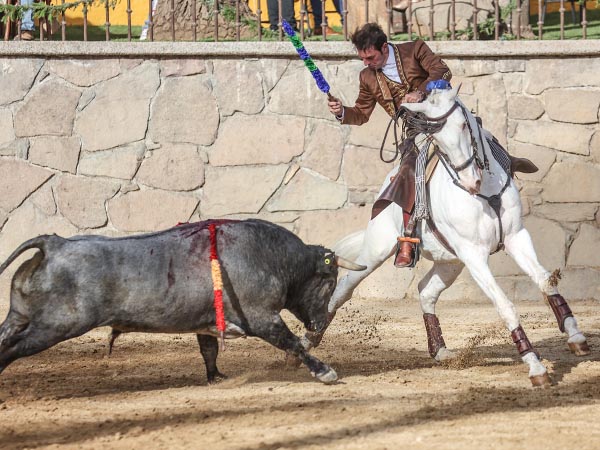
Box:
319, 85, 589, 387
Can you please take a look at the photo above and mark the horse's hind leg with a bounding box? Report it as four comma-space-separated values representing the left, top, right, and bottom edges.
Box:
459, 245, 550, 387
504, 228, 589, 356
418, 261, 464, 361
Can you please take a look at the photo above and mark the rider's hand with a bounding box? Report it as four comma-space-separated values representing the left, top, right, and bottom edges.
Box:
328, 96, 344, 118
402, 91, 426, 103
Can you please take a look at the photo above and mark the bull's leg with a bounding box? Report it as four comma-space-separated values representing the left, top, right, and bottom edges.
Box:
196, 334, 227, 384
417, 261, 464, 361
458, 243, 551, 387
504, 228, 589, 356
255, 315, 337, 384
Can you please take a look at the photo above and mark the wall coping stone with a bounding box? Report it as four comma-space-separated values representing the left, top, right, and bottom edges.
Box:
1, 40, 599, 58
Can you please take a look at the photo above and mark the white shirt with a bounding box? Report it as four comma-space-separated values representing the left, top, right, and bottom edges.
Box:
381, 43, 401, 83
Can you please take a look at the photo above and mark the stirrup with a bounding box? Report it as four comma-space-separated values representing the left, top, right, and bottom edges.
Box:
394, 236, 420, 268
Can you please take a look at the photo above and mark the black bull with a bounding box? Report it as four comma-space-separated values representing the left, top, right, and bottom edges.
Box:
0, 219, 364, 385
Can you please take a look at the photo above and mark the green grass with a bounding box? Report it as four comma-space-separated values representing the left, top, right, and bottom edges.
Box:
44, 25, 143, 41
531, 7, 600, 39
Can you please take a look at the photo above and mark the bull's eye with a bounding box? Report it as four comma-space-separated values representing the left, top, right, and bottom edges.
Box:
324, 258, 331, 265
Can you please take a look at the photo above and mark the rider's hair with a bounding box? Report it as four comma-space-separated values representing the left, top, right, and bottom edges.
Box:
350, 23, 388, 52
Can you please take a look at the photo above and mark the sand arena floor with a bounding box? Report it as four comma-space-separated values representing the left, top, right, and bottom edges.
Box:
1, 297, 599, 449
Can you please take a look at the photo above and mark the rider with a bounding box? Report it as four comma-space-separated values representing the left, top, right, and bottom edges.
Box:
328, 22, 538, 268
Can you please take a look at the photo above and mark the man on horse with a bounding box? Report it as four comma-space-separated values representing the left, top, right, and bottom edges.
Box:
328, 23, 538, 268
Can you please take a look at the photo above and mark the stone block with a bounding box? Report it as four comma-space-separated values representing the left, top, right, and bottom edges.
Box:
507, 141, 556, 182
497, 60, 526, 73
213, 60, 264, 116
76, 62, 160, 151
526, 58, 600, 95
553, 268, 600, 300
0, 159, 53, 213
267, 168, 347, 212
342, 145, 394, 188
201, 165, 287, 216
258, 59, 290, 92
78, 142, 145, 180
523, 215, 567, 269
0, 58, 43, 105
535, 203, 598, 223
160, 59, 207, 77
0, 202, 78, 262
108, 189, 199, 232
300, 120, 344, 180
294, 205, 372, 247
30, 182, 56, 216
0, 108, 14, 147
55, 175, 120, 229
507, 96, 544, 120
568, 224, 600, 268
45, 59, 121, 87
513, 120, 593, 155
542, 161, 600, 203
503, 73, 523, 95
268, 61, 331, 119
591, 131, 600, 164
210, 114, 305, 166
148, 75, 218, 146
14, 78, 81, 138
137, 143, 204, 191
449, 59, 497, 77
475, 75, 507, 145
29, 136, 81, 173
544, 89, 600, 124
347, 106, 396, 152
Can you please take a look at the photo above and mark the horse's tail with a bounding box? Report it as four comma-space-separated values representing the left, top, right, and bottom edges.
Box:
333, 230, 365, 262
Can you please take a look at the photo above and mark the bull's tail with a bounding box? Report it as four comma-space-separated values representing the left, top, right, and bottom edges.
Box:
0, 235, 55, 277
332, 230, 365, 262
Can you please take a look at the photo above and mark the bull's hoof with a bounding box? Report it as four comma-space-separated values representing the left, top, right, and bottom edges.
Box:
207, 371, 228, 385
530, 372, 552, 388
284, 352, 302, 369
568, 340, 591, 356
315, 367, 338, 384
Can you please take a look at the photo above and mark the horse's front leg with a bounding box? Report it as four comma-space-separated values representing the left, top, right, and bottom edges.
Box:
459, 244, 551, 387
328, 203, 402, 314
504, 227, 590, 356
418, 261, 464, 362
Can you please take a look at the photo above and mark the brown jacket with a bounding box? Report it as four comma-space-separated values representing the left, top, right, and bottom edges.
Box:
341, 40, 451, 125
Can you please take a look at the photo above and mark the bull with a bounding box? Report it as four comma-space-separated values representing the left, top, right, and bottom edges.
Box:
0, 219, 365, 385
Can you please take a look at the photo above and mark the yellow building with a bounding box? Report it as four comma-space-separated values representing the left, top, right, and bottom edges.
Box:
61, 0, 342, 28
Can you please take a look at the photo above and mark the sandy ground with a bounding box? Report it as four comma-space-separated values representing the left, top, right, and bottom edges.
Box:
1, 296, 599, 450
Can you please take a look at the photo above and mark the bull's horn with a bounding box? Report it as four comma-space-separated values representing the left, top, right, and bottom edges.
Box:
335, 255, 367, 271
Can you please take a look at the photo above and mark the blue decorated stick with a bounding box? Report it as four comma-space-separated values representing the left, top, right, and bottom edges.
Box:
281, 19, 335, 101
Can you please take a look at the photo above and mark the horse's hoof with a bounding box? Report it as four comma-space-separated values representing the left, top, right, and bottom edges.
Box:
568, 340, 591, 356
434, 347, 455, 362
530, 373, 552, 388
284, 352, 302, 369
315, 367, 338, 384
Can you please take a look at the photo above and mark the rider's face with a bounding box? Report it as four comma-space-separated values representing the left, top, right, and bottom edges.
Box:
357, 44, 389, 70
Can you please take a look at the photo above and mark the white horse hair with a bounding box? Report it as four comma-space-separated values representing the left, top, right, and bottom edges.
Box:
325, 85, 589, 387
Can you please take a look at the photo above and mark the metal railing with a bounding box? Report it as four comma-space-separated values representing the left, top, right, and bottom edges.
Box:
0, 0, 594, 41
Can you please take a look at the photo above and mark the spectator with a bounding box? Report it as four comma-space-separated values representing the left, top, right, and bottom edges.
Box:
310, 0, 342, 36
15, 0, 35, 41
266, 0, 297, 32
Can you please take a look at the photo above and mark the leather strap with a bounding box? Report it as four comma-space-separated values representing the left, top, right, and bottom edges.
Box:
544, 294, 573, 333
423, 313, 446, 357
511, 325, 536, 357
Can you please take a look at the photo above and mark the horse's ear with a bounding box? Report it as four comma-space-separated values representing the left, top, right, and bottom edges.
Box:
450, 83, 462, 99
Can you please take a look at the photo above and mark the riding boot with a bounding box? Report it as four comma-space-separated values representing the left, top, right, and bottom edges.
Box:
509, 155, 538, 174
394, 239, 415, 267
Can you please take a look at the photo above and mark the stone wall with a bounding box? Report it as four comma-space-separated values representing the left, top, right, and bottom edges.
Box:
0, 41, 599, 303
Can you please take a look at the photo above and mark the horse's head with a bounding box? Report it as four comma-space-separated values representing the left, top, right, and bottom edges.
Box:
402, 85, 482, 195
